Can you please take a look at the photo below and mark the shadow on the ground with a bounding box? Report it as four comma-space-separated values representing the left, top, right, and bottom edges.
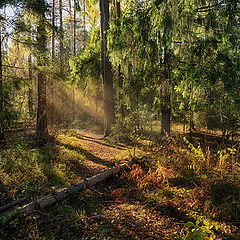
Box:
56, 141, 115, 168
73, 133, 128, 150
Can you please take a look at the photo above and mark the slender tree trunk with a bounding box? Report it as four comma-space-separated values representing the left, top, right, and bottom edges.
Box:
69, 0, 76, 121
189, 109, 195, 134
73, 0, 76, 56
50, 0, 56, 125
72, 87, 76, 121
0, 27, 4, 142
51, 0, 55, 63
36, 13, 48, 141
116, 0, 124, 120
161, 98, 170, 134
100, 0, 115, 137
189, 83, 195, 134
28, 55, 33, 117
59, 0, 64, 72
160, 52, 171, 135
68, 0, 73, 54
83, 0, 86, 46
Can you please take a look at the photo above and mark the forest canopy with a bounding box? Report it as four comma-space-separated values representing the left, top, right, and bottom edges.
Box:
0, 0, 239, 140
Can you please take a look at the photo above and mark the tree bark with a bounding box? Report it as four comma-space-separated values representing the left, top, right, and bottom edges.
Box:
28, 55, 34, 117
51, 0, 55, 63
161, 100, 170, 134
73, 0, 76, 56
36, 11, 48, 141
100, 0, 115, 137
116, 0, 124, 120
68, 0, 73, 55
49, 0, 56, 125
59, 0, 64, 72
160, 51, 171, 135
0, 27, 4, 142
83, 0, 86, 46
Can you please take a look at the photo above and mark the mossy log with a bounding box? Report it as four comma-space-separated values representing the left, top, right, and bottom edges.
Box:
0, 160, 134, 223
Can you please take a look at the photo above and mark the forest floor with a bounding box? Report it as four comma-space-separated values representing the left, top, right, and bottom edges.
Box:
0, 123, 240, 239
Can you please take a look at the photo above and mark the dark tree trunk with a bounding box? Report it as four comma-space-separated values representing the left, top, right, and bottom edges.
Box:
36, 14, 48, 141
68, 0, 73, 54
70, 0, 76, 121
0, 28, 4, 142
37, 66, 48, 139
161, 100, 170, 134
160, 52, 171, 135
51, 0, 55, 63
189, 83, 195, 134
73, 0, 76, 56
83, 0, 86, 46
50, 0, 56, 125
59, 0, 64, 72
116, 0, 124, 120
100, 0, 115, 136
28, 55, 34, 117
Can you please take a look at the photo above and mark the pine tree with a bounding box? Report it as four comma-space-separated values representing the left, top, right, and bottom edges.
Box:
100, 0, 115, 136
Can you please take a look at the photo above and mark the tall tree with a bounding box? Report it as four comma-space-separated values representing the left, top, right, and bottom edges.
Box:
28, 54, 34, 117
73, 0, 76, 56
116, 0, 124, 119
59, 0, 64, 72
0, 25, 4, 142
51, 0, 55, 63
100, 0, 115, 136
36, 0, 49, 141
160, 50, 171, 135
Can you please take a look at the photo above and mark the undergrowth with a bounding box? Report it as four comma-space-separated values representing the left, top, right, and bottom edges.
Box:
123, 135, 240, 239
1, 129, 240, 239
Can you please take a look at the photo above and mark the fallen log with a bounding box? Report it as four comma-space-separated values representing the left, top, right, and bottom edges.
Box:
0, 160, 135, 224
0, 198, 27, 213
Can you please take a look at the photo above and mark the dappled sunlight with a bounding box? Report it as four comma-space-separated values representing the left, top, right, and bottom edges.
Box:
57, 132, 131, 165
101, 202, 181, 239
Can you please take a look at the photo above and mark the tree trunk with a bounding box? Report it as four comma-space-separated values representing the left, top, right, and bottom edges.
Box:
69, 0, 76, 121
50, 0, 56, 125
100, 0, 115, 137
116, 0, 124, 120
59, 0, 64, 72
73, 0, 76, 56
68, 0, 73, 55
83, 0, 86, 46
36, 13, 48, 141
189, 109, 194, 134
161, 101, 170, 134
72, 86, 76, 121
0, 27, 4, 142
28, 55, 34, 117
51, 0, 55, 63
160, 51, 171, 135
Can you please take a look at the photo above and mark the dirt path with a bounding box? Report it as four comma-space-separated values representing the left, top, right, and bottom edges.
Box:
78, 132, 128, 162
